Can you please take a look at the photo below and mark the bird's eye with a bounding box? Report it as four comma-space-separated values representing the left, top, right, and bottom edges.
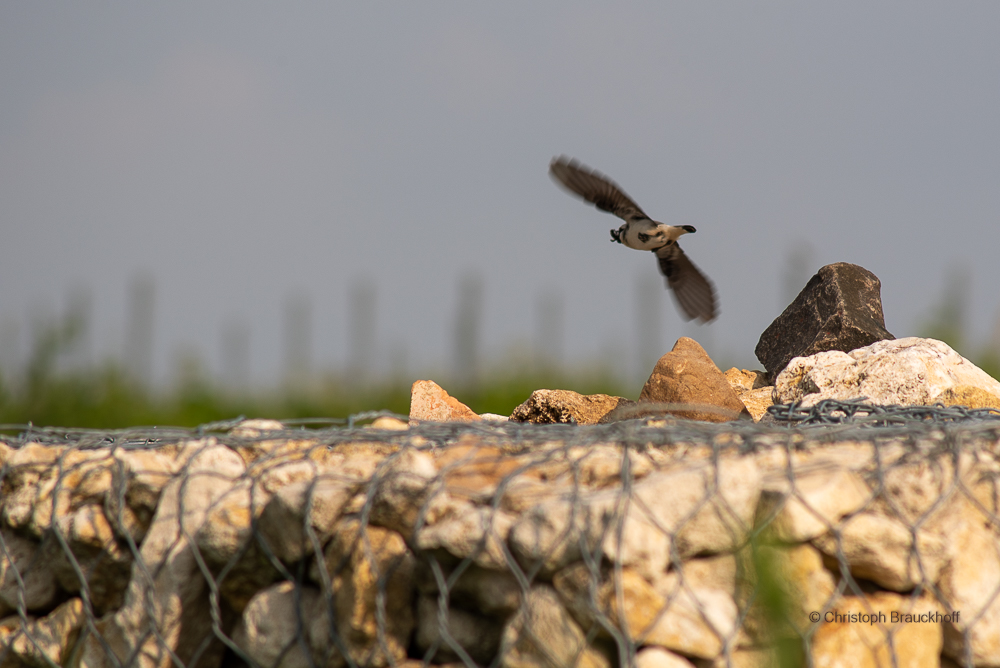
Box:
665, 240, 673, 245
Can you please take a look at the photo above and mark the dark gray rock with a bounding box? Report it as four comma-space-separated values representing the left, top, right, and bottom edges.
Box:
755, 262, 894, 377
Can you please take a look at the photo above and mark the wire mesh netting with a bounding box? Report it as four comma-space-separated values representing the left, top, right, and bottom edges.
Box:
3, 403, 1000, 668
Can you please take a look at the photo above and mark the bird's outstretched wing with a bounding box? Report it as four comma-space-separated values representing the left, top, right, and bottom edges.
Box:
655, 243, 718, 323
549, 156, 648, 221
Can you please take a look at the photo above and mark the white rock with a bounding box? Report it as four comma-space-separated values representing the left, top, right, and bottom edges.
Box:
79, 440, 246, 668
257, 477, 359, 564
635, 647, 696, 668
499, 585, 610, 668
415, 502, 515, 570
775, 337, 1000, 407
758, 461, 871, 542
233, 581, 336, 668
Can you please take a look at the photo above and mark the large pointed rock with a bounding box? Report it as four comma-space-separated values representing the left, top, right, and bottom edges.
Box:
755, 263, 894, 378
409, 380, 481, 422
639, 338, 749, 422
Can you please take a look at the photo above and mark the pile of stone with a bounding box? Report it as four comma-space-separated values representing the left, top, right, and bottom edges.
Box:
4, 415, 1000, 667
4, 261, 1000, 668
411, 263, 1000, 426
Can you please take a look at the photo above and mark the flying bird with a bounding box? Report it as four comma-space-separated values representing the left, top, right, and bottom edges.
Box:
549, 156, 718, 323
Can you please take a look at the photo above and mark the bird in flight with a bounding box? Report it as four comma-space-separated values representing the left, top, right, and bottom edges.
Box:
549, 156, 718, 323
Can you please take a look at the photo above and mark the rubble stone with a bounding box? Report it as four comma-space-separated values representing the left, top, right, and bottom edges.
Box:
409, 380, 481, 422
510, 389, 634, 425
639, 338, 750, 422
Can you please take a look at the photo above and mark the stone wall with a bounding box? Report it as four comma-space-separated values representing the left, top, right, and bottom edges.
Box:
3, 419, 1000, 668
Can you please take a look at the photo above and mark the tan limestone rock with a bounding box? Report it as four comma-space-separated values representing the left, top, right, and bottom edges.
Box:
812, 512, 947, 592
0, 597, 85, 667
758, 462, 872, 542
810, 592, 943, 668
510, 389, 634, 425
499, 585, 610, 668
554, 564, 736, 660
48, 503, 133, 614
415, 501, 515, 570
737, 387, 775, 422
639, 338, 751, 422
938, 497, 1000, 664
79, 441, 246, 668
724, 368, 770, 394
635, 647, 696, 668
229, 418, 285, 438
312, 518, 415, 667
367, 416, 409, 430
233, 581, 339, 668
409, 380, 481, 422
937, 385, 1000, 410
369, 448, 451, 537
257, 477, 360, 564
416, 561, 523, 618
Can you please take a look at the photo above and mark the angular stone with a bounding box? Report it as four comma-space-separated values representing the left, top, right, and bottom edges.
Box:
776, 337, 1000, 408
49, 504, 133, 615
233, 581, 339, 668
634, 647, 696, 668
724, 368, 770, 394
938, 498, 1000, 664
639, 338, 750, 422
756, 262, 894, 378
509, 456, 760, 577
499, 585, 610, 668
79, 441, 246, 668
812, 512, 947, 592
510, 389, 634, 425
554, 564, 737, 660
0, 597, 85, 667
737, 387, 774, 422
369, 448, 451, 537
757, 463, 871, 542
810, 592, 943, 668
415, 594, 504, 664
409, 380, 481, 422
257, 477, 360, 564
312, 518, 415, 667
415, 501, 515, 570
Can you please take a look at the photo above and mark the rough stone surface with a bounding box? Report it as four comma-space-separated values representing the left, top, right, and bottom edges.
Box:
79, 441, 246, 668
409, 380, 481, 422
758, 462, 871, 542
775, 337, 1000, 408
257, 477, 360, 564
509, 456, 760, 578
938, 498, 1000, 664
634, 647, 696, 668
499, 585, 610, 668
724, 368, 770, 394
810, 592, 943, 668
415, 501, 515, 569
812, 511, 947, 592
737, 387, 774, 422
510, 389, 634, 425
369, 449, 450, 537
233, 582, 335, 668
755, 262, 894, 378
312, 518, 415, 667
0, 597, 85, 667
639, 338, 751, 422
555, 564, 737, 660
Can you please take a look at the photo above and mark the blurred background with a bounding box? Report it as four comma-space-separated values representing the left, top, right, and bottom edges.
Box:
3, 3, 1000, 426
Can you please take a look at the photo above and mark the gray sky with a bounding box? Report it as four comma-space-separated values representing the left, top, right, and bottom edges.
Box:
3, 3, 1000, 390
